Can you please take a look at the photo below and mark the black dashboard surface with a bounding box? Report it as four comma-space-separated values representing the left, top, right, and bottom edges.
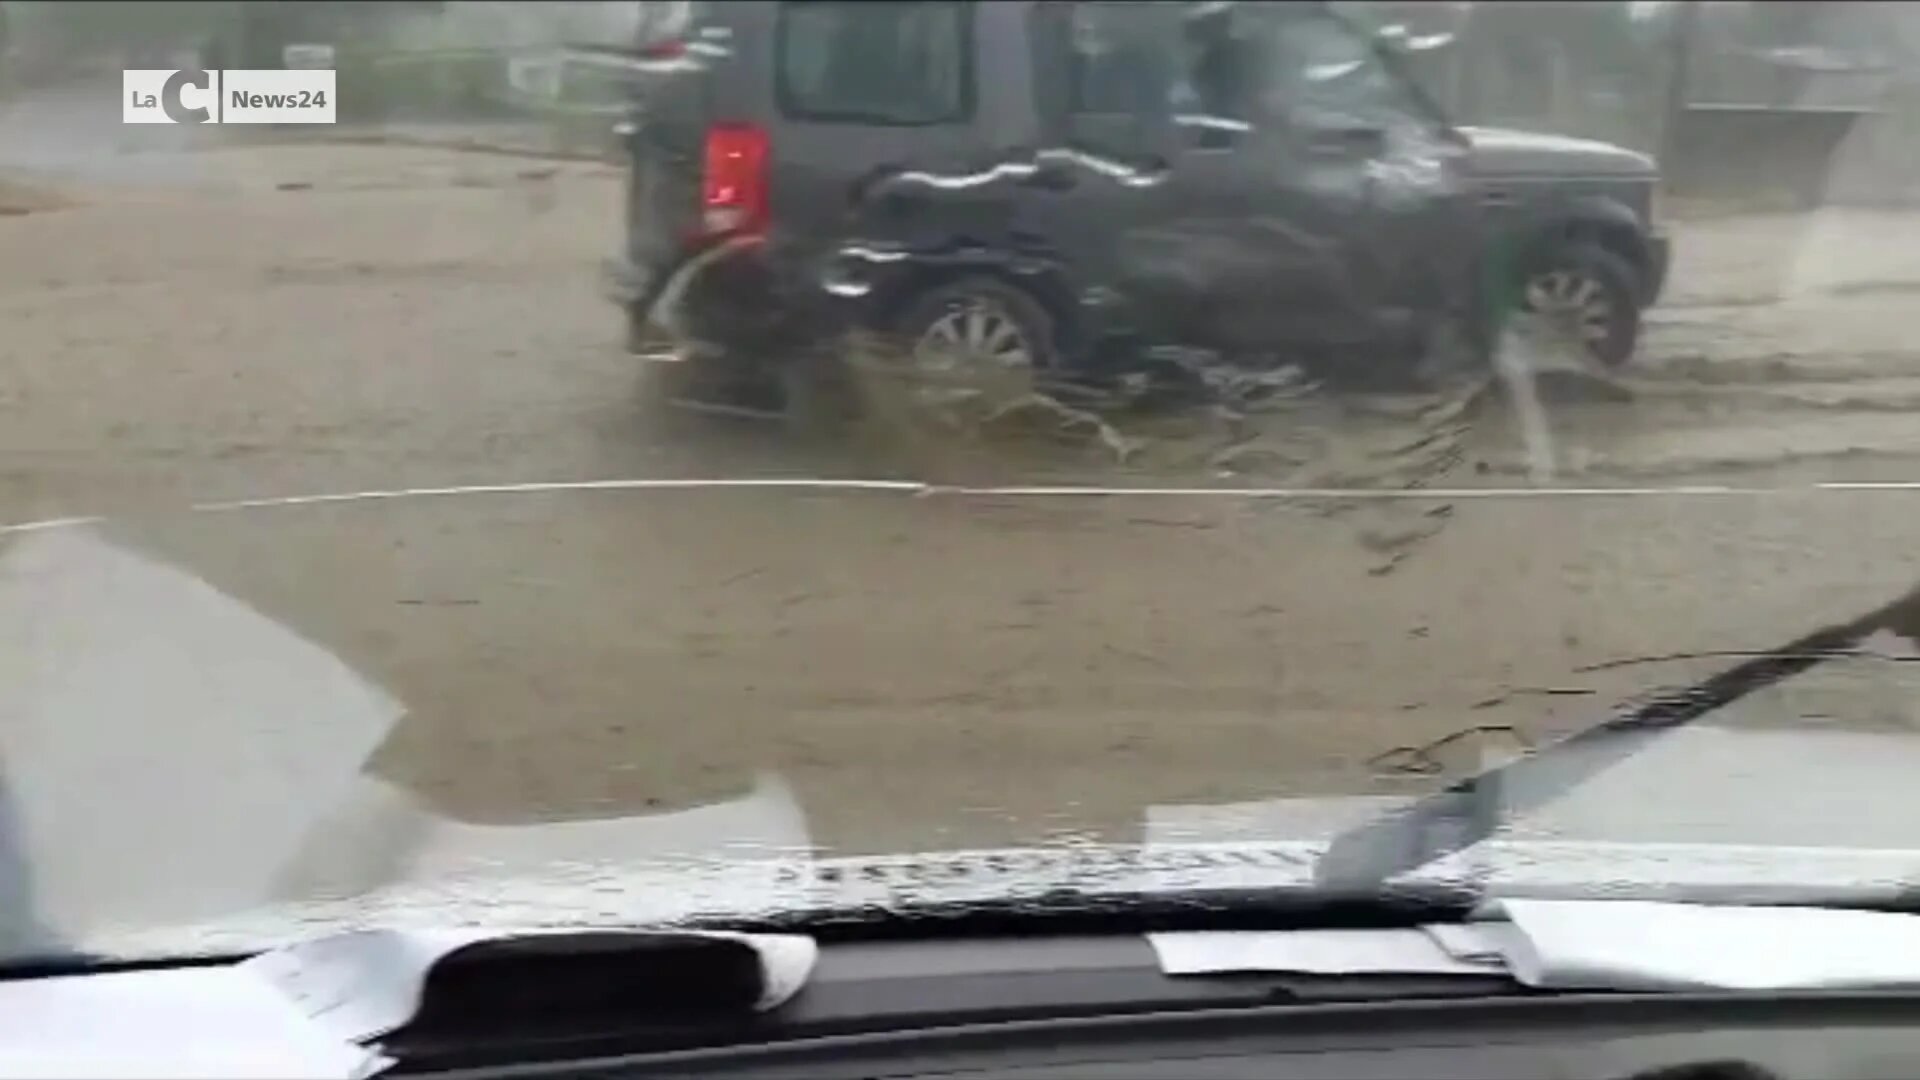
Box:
401, 934, 1920, 1079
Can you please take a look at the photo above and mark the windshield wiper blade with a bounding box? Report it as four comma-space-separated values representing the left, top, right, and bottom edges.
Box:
1315, 581, 1920, 892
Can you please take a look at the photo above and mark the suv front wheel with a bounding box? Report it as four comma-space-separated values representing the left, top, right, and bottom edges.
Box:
1518, 243, 1642, 367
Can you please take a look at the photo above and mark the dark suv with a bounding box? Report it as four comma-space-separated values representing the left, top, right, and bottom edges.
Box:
605, 0, 1670, 399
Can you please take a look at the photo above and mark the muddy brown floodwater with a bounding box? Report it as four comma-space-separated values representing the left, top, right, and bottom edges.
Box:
9, 138, 1920, 856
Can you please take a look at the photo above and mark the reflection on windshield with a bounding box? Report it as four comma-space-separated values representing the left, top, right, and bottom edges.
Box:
6, 0, 1920, 960
6, 519, 1919, 962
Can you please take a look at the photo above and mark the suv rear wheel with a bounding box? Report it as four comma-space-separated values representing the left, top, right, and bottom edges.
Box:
895, 277, 1060, 380
1518, 243, 1641, 367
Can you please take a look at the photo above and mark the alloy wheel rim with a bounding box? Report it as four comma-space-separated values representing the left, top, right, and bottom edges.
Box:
1523, 269, 1615, 347
913, 300, 1035, 374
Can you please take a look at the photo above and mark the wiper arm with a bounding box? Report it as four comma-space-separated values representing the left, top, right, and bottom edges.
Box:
1316, 581, 1920, 892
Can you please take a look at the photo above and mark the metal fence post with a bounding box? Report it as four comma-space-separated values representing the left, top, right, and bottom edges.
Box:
1660, 0, 1701, 176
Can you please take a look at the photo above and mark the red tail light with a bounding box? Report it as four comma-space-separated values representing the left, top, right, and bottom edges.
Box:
700, 123, 770, 239
638, 38, 686, 60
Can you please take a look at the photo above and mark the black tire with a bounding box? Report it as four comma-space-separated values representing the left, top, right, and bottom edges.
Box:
892, 276, 1060, 374
1517, 242, 1642, 367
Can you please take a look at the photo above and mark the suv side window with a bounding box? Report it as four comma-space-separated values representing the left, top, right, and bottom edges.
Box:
775, 1, 974, 125
1034, 2, 1179, 155
1066, 3, 1173, 118
1175, 3, 1433, 136
1251, 5, 1434, 131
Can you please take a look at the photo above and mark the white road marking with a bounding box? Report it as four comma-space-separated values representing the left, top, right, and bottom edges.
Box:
0, 515, 105, 535
951, 484, 1749, 498
3, 476, 1915, 535
190, 477, 925, 513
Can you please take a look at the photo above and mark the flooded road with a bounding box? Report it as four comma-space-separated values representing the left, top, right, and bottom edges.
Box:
8, 136, 1920, 861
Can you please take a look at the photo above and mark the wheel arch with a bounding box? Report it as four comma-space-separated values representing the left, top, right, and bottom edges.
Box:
1509, 197, 1651, 295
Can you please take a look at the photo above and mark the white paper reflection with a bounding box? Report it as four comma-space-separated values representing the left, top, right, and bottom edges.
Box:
0, 527, 814, 962
0, 527, 400, 952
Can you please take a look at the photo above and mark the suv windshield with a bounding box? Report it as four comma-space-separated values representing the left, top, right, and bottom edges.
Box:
4, 0, 1919, 961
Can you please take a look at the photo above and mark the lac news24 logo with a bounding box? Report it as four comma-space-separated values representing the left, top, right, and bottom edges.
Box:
124, 68, 337, 124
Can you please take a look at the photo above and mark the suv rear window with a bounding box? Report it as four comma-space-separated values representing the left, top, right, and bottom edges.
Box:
776, 1, 973, 125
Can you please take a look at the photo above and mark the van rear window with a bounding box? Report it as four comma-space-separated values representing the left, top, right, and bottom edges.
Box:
776, 1, 973, 125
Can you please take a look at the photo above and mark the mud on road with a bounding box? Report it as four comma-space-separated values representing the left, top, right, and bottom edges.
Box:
9, 141, 1920, 857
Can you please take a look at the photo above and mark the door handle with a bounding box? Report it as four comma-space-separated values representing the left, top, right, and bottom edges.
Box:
1306, 126, 1386, 159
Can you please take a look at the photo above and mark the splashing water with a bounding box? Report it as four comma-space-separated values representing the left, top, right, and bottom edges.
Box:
1491, 313, 1572, 485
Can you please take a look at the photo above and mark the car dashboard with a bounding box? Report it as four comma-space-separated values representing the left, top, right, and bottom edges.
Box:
392, 934, 1920, 1079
